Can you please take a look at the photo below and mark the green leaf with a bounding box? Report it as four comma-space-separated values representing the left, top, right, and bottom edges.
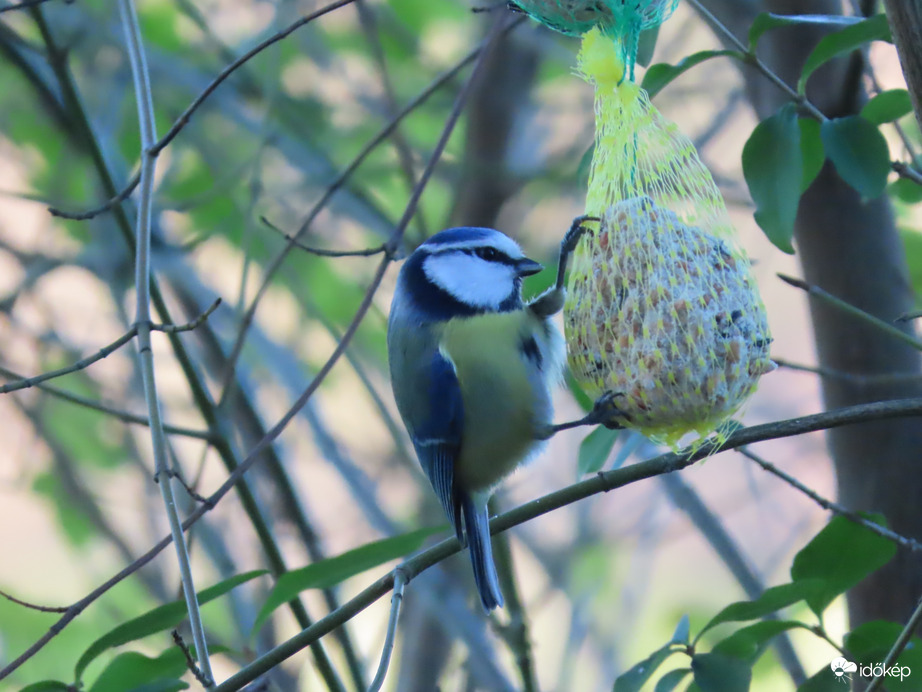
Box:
743, 103, 802, 253
75, 570, 266, 681
712, 620, 804, 663
790, 514, 897, 617
641, 50, 739, 98
654, 668, 692, 692
20, 683, 72, 692
821, 116, 891, 199
671, 614, 691, 645
748, 13, 866, 51
578, 426, 619, 475
614, 644, 681, 692
88, 650, 188, 692
691, 652, 752, 692
253, 528, 441, 634
798, 14, 892, 94
799, 117, 825, 192
891, 178, 922, 204
862, 89, 914, 125
698, 581, 823, 639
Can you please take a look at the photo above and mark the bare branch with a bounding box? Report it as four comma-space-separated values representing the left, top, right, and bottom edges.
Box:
118, 0, 214, 682
4, 391, 922, 683
367, 568, 407, 692
778, 273, 922, 352
0, 329, 138, 395
772, 357, 922, 386
151, 298, 222, 334
0, 588, 69, 613
48, 171, 140, 220
739, 448, 922, 552
260, 216, 387, 257
0, 297, 219, 395
151, 0, 358, 156
172, 630, 211, 687
209, 396, 922, 691
0, 364, 213, 439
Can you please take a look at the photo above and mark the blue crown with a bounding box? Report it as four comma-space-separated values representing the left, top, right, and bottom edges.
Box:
422, 227, 496, 248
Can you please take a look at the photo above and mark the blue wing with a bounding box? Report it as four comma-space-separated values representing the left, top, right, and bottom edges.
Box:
412, 350, 464, 541
411, 349, 504, 610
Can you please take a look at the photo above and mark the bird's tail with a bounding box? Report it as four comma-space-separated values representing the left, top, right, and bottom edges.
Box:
461, 495, 504, 610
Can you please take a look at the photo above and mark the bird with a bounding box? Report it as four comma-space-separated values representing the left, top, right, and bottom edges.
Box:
387, 218, 609, 610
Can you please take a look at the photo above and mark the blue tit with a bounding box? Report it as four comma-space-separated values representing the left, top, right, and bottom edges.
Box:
387, 225, 578, 610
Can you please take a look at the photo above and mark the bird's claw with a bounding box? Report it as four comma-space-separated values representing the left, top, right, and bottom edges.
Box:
561, 215, 600, 255
589, 391, 629, 429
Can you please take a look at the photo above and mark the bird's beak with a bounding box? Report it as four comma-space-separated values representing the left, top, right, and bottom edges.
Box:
515, 257, 543, 277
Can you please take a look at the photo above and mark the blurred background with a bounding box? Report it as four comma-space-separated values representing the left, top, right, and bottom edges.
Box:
0, 0, 920, 690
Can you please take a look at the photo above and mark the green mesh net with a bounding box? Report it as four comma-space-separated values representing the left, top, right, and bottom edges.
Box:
563, 29, 775, 448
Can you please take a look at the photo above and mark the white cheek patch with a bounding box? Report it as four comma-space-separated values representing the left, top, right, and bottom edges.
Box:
423, 253, 516, 309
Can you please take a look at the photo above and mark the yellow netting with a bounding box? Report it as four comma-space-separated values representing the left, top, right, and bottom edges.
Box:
563, 29, 775, 448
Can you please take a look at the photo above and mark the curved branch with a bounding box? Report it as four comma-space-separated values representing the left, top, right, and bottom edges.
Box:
4, 395, 922, 683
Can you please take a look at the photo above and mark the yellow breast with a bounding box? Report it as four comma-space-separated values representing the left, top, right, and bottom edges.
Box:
439, 312, 545, 492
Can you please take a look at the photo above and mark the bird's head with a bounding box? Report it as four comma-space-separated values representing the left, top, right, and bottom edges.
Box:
397, 227, 543, 319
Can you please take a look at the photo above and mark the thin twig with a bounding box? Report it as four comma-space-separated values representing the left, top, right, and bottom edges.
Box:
0, 299, 220, 395
864, 595, 922, 691
152, 298, 222, 333
151, 0, 357, 156
0, 329, 138, 394
367, 568, 407, 692
260, 216, 388, 257
355, 0, 428, 241
685, 0, 922, 187
772, 357, 922, 385
118, 0, 213, 684
48, 171, 140, 220
778, 273, 922, 352
0, 588, 69, 613
0, 364, 213, 440
739, 448, 922, 552
172, 630, 211, 687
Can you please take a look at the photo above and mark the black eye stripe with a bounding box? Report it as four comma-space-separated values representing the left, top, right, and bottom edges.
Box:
425, 245, 516, 264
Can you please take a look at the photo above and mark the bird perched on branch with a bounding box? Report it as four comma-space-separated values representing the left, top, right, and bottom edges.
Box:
388, 219, 612, 609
